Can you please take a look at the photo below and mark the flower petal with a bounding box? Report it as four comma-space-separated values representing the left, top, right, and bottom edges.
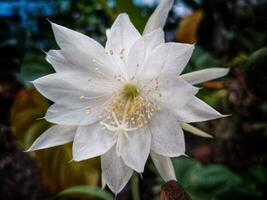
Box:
33, 72, 115, 104
45, 100, 108, 126
180, 68, 229, 85
121, 128, 151, 173
105, 13, 141, 70
150, 151, 176, 181
101, 146, 133, 194
143, 0, 174, 35
25, 125, 76, 152
59, 49, 116, 79
150, 110, 185, 157
72, 123, 116, 161
50, 22, 116, 76
51, 22, 103, 51
127, 29, 164, 77
140, 42, 194, 79
180, 122, 213, 138
151, 77, 199, 111
46, 50, 72, 72
175, 97, 227, 123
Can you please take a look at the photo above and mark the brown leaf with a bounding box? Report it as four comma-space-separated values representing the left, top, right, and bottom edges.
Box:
176, 11, 204, 44
160, 180, 192, 200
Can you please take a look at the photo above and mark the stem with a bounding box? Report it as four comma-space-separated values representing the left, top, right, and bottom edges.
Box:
131, 172, 140, 200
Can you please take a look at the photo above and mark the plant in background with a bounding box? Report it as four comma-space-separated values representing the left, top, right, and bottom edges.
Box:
26, 0, 228, 195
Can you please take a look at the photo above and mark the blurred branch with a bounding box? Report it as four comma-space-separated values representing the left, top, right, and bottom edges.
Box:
160, 181, 192, 200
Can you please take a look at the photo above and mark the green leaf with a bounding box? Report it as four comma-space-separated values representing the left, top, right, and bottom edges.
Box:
192, 165, 241, 191
57, 185, 113, 200
19, 54, 55, 82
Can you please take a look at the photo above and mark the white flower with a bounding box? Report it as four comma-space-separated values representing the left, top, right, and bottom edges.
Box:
26, 0, 228, 194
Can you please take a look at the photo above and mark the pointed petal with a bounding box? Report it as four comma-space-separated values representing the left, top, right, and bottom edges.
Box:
180, 122, 213, 138
121, 128, 151, 173
50, 23, 115, 76
140, 42, 194, 79
33, 72, 114, 104
127, 29, 164, 77
59, 49, 116, 79
150, 110, 185, 157
51, 22, 103, 51
175, 97, 227, 123
150, 151, 176, 181
26, 125, 76, 151
45, 99, 108, 126
101, 173, 106, 189
105, 13, 141, 69
151, 77, 198, 111
101, 146, 133, 194
180, 68, 229, 85
72, 123, 116, 161
143, 0, 174, 35
46, 50, 72, 72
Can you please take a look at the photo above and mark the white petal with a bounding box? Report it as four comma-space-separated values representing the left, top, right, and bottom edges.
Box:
101, 173, 106, 189
59, 49, 116, 79
175, 97, 226, 123
150, 77, 198, 111
45, 100, 108, 126
51, 22, 102, 51
105, 13, 141, 70
50, 23, 116, 76
72, 123, 116, 161
127, 29, 164, 77
180, 122, 213, 138
180, 68, 229, 85
121, 128, 151, 173
150, 151, 176, 181
46, 50, 72, 72
33, 72, 114, 104
25, 125, 76, 151
143, 0, 174, 35
150, 110, 185, 157
101, 146, 133, 194
140, 42, 194, 79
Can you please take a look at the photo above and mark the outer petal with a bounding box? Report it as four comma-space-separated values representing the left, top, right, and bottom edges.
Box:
180, 122, 213, 138
33, 72, 115, 104
46, 50, 72, 72
105, 13, 141, 70
72, 123, 116, 161
121, 128, 151, 173
140, 42, 194, 79
147, 77, 198, 111
101, 146, 133, 194
180, 68, 229, 85
45, 99, 108, 126
127, 29, 164, 77
143, 0, 174, 35
150, 110, 185, 157
50, 23, 116, 76
51, 22, 103, 51
175, 97, 227, 123
150, 151, 176, 181
25, 125, 76, 151
60, 49, 116, 79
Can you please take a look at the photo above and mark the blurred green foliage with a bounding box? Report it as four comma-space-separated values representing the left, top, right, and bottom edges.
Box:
172, 158, 267, 200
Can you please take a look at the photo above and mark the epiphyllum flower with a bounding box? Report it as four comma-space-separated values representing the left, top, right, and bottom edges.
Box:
27, 0, 228, 194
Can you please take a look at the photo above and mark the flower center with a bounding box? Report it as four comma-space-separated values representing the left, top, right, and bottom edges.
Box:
122, 83, 139, 100
101, 83, 160, 132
